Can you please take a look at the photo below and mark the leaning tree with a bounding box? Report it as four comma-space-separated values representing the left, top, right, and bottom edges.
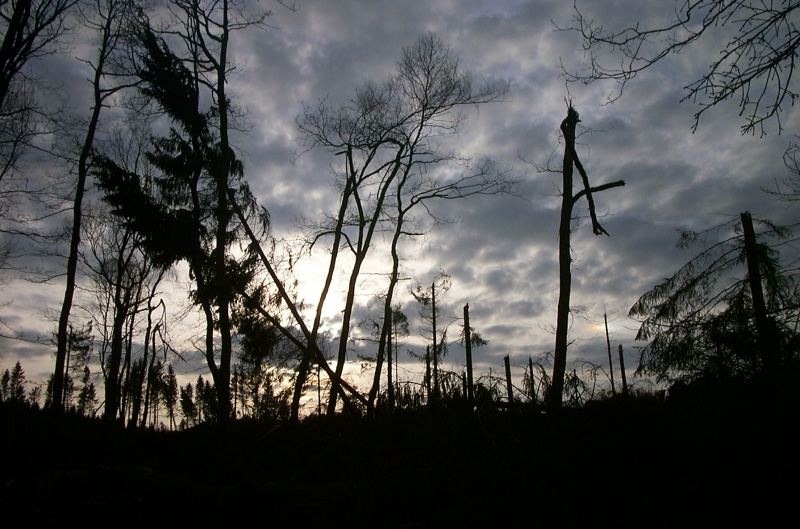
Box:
630, 212, 800, 382
234, 33, 510, 419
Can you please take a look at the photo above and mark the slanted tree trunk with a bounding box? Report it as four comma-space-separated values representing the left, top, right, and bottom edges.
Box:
291, 169, 354, 422
327, 147, 405, 415
367, 213, 404, 414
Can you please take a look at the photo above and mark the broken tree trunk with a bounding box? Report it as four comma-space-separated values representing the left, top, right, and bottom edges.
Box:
741, 211, 777, 375
425, 345, 432, 401
464, 304, 474, 403
504, 355, 514, 404
528, 355, 537, 402
431, 281, 439, 400
618, 344, 628, 396
604, 313, 616, 395
549, 105, 625, 409
387, 322, 394, 407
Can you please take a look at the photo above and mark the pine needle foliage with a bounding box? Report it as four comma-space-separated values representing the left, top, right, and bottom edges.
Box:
629, 215, 800, 381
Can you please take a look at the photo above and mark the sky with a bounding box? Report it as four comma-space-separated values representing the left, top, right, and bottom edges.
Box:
2, 0, 799, 404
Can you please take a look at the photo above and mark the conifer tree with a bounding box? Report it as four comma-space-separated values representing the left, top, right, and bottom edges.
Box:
96, 11, 267, 424
9, 360, 25, 401
76, 366, 97, 417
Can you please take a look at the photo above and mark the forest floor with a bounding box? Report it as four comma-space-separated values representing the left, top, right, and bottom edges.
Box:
1, 382, 797, 528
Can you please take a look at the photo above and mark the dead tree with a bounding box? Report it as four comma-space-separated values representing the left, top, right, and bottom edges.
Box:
464, 304, 474, 403
741, 211, 778, 375
604, 312, 616, 395
618, 344, 628, 396
549, 106, 625, 409
504, 355, 513, 403
288, 34, 508, 417
564, 1, 800, 135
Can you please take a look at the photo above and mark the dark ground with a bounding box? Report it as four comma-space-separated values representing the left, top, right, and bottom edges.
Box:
1, 384, 797, 528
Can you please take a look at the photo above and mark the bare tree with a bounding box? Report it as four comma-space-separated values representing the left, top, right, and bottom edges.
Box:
0, 0, 78, 181
81, 205, 166, 422
167, 0, 271, 423
563, 0, 800, 135
549, 106, 624, 409
223, 34, 509, 420
365, 157, 512, 413
293, 33, 509, 416
95, 1, 278, 423
409, 271, 452, 403
51, 0, 135, 413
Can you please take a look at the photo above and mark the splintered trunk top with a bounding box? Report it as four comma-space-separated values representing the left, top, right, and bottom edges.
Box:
548, 106, 624, 409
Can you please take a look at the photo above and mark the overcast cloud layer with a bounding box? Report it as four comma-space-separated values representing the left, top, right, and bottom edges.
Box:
2, 0, 799, 397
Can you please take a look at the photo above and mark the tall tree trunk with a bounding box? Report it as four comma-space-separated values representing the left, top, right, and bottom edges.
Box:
431, 281, 439, 400
618, 345, 628, 396
550, 111, 577, 410
213, 0, 233, 424
291, 168, 353, 422
387, 321, 394, 407
604, 313, 616, 395
104, 285, 127, 420
52, 39, 108, 411
326, 252, 365, 415
504, 355, 513, 403
741, 211, 777, 374
425, 345, 432, 400
528, 356, 537, 402
464, 304, 474, 403
0, 0, 32, 109
367, 220, 403, 413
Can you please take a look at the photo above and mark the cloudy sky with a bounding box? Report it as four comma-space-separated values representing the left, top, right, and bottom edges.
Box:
2, 0, 799, 400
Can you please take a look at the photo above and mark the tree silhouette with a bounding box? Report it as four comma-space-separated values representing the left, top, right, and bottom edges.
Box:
95, 10, 267, 423
410, 271, 452, 402
51, 0, 133, 414
630, 213, 800, 382
294, 33, 509, 415
8, 360, 25, 401
0, 0, 78, 181
76, 366, 97, 417
564, 0, 800, 134
549, 106, 625, 409
179, 382, 197, 428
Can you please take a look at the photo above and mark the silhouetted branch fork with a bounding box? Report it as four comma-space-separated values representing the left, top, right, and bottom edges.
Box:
550, 104, 623, 408
563, 1, 800, 134
572, 180, 626, 205
567, 129, 613, 235
237, 289, 365, 410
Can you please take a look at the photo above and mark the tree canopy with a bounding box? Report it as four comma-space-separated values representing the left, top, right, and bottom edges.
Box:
629, 213, 800, 382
